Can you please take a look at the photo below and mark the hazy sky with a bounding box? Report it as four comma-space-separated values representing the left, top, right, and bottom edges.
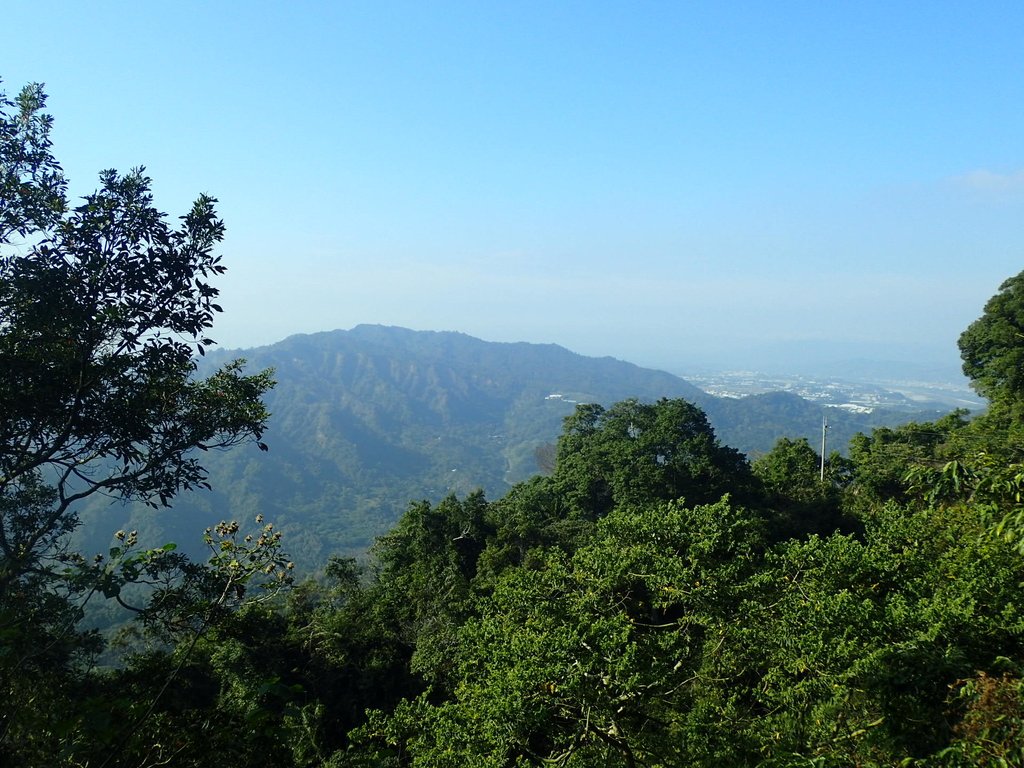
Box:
6, 1, 1024, 374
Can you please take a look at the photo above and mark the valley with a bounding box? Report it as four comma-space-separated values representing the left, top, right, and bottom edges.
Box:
76, 326, 962, 570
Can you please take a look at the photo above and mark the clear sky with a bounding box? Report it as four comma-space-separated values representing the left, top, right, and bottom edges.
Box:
6, 1, 1024, 375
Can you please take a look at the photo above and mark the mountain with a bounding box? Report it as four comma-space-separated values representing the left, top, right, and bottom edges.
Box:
77, 326, 947, 568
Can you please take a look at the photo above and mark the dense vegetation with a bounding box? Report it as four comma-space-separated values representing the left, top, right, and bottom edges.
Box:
77, 326, 944, 571
4, 82, 1024, 766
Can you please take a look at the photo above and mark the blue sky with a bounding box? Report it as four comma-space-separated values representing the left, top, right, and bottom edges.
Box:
6, 1, 1024, 375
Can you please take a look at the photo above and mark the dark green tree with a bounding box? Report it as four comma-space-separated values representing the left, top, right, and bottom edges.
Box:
0, 81, 273, 588
354, 498, 766, 767
552, 398, 754, 519
718, 499, 1024, 767
0, 81, 276, 764
475, 474, 588, 579
845, 412, 969, 515
753, 436, 853, 539
370, 492, 492, 691
960, 269, 1024, 413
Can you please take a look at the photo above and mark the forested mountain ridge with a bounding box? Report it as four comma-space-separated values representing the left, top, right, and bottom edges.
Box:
80, 325, 942, 566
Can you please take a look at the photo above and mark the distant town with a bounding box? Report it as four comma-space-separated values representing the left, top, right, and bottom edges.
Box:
681, 370, 983, 414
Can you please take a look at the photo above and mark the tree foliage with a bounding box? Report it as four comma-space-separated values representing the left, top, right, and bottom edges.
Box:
960, 268, 1024, 411
0, 81, 281, 766
0, 82, 66, 239
0, 81, 273, 583
553, 398, 755, 518
752, 437, 853, 539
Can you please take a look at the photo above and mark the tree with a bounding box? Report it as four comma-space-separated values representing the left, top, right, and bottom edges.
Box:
552, 398, 754, 518
0, 82, 66, 240
844, 413, 969, 515
752, 436, 853, 539
960, 269, 1024, 413
0, 81, 273, 591
354, 499, 766, 767
370, 492, 492, 691
0, 81, 277, 763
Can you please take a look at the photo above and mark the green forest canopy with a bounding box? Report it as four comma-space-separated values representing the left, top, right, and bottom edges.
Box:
3, 80, 1024, 767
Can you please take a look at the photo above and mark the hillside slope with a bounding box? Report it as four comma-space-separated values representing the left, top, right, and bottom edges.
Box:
78, 327, 943, 566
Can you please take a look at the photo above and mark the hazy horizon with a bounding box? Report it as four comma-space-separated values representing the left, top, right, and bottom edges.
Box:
215, 322, 972, 391
6, 2, 1021, 378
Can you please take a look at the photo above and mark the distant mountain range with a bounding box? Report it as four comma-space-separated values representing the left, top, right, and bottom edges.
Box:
77, 325, 954, 568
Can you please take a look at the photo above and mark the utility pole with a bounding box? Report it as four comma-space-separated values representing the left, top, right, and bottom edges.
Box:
820, 414, 829, 482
